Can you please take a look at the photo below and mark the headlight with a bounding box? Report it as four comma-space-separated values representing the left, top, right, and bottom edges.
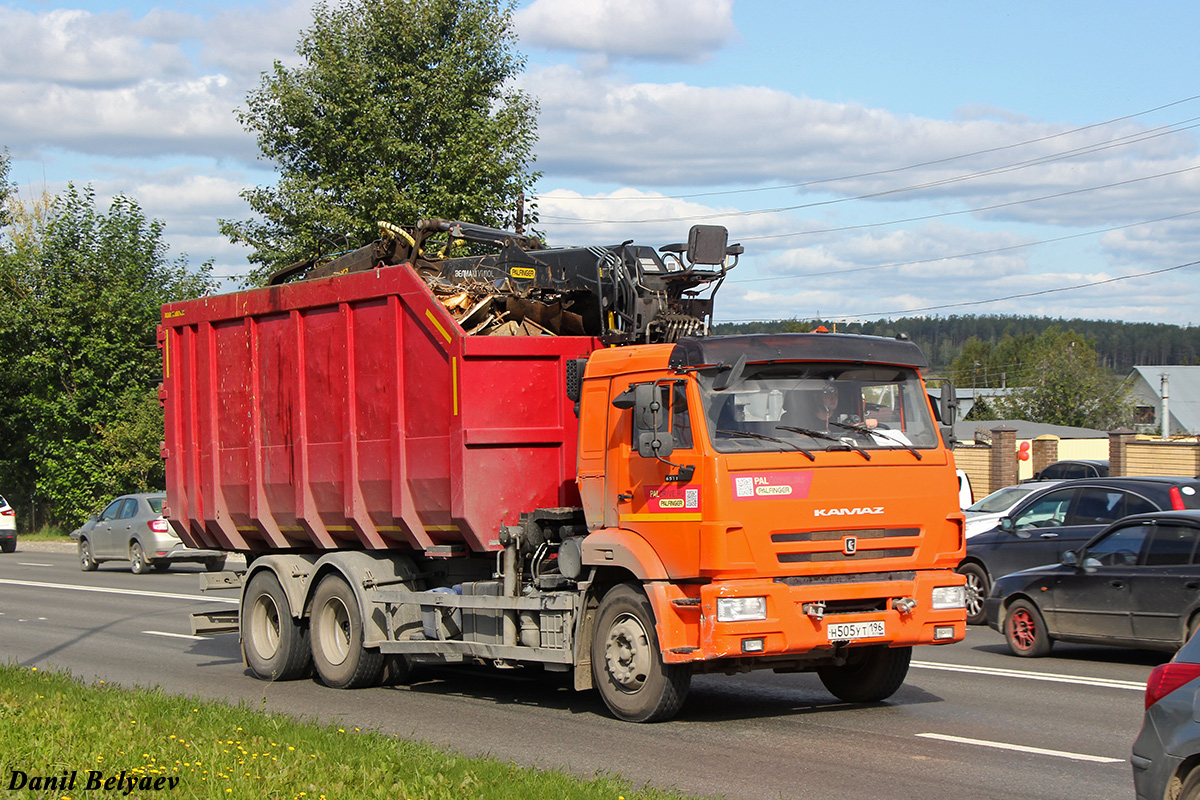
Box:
931, 586, 966, 610
717, 596, 767, 622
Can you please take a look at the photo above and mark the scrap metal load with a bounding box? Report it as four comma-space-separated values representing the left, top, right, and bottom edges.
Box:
269, 218, 742, 344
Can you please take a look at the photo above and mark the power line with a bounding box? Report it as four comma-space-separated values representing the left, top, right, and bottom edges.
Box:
717, 259, 1200, 322
728, 208, 1200, 284
535, 94, 1200, 205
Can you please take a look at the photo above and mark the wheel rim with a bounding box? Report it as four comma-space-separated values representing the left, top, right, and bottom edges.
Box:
80, 542, 90, 567
963, 572, 984, 618
248, 592, 282, 659
131, 544, 143, 568
1008, 608, 1038, 651
316, 595, 352, 666
603, 612, 651, 694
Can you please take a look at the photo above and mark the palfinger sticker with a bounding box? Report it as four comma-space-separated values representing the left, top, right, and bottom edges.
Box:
644, 485, 701, 512
731, 471, 813, 500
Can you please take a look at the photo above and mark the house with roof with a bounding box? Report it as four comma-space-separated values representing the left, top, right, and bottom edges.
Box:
1128, 366, 1200, 436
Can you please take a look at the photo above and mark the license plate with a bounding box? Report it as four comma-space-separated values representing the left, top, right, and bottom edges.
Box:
826, 620, 886, 641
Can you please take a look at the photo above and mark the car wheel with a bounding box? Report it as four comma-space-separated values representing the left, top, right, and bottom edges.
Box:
205, 556, 227, 572
957, 563, 989, 625
152, 561, 171, 573
79, 538, 98, 571
1004, 598, 1053, 657
1, 539, 15, 554
129, 542, 149, 575
1181, 768, 1200, 800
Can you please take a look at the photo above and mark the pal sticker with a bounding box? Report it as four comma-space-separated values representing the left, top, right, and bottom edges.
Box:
644, 485, 701, 512
731, 471, 813, 501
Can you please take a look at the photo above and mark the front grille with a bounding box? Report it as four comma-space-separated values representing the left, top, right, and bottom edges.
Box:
778, 548, 915, 563
771, 527, 921, 565
771, 527, 919, 543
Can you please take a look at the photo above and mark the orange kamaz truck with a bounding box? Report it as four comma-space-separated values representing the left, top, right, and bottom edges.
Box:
161, 220, 965, 722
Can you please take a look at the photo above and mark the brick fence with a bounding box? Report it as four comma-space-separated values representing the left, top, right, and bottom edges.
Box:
953, 426, 1200, 500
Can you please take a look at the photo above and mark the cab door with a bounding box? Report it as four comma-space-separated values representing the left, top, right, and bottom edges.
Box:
615, 379, 702, 577
91, 498, 126, 558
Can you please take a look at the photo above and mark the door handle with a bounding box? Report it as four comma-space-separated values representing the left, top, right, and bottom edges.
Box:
1110, 580, 1125, 589
1039, 532, 1059, 539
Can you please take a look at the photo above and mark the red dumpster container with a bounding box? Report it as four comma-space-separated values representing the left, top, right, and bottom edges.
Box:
160, 264, 599, 555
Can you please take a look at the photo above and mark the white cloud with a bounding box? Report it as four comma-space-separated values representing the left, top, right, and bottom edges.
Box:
515, 0, 736, 62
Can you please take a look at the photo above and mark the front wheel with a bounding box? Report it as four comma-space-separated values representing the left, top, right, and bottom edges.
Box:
242, 570, 311, 681
591, 583, 690, 722
957, 562, 990, 625
818, 645, 911, 703
79, 538, 98, 571
309, 574, 385, 689
1004, 599, 1053, 657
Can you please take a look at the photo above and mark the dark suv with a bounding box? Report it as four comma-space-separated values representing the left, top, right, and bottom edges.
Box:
958, 476, 1200, 623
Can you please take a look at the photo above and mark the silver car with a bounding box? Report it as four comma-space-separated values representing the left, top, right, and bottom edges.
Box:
73, 493, 225, 574
1133, 631, 1200, 798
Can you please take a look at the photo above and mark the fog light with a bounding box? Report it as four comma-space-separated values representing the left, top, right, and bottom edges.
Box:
717, 596, 767, 622
934, 626, 956, 640
742, 638, 765, 653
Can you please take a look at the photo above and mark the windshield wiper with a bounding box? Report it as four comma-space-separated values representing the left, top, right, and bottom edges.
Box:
830, 421, 922, 460
717, 429, 816, 461
775, 425, 869, 461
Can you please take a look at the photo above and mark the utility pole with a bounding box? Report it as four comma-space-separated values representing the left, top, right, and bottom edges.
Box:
1161, 372, 1171, 440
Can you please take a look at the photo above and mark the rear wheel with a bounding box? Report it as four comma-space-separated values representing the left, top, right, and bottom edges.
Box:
309, 574, 385, 689
242, 570, 311, 681
591, 583, 690, 722
818, 645, 911, 703
1004, 599, 1053, 657
957, 562, 989, 625
0, 539, 14, 554
1181, 768, 1200, 800
78, 538, 98, 571
129, 542, 149, 574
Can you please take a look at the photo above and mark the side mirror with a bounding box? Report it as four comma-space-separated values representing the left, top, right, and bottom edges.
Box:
633, 384, 674, 458
999, 516, 1014, 532
89, 513, 99, 522
938, 380, 958, 427
1061, 550, 1078, 567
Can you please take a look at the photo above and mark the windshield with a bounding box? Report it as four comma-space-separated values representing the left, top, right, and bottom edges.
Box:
967, 484, 1042, 513
696, 363, 940, 453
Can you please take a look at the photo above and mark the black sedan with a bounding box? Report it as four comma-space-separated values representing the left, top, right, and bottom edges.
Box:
958, 476, 1200, 624
985, 510, 1200, 657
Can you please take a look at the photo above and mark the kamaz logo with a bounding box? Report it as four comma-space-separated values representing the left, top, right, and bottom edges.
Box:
843, 536, 857, 555
813, 506, 885, 517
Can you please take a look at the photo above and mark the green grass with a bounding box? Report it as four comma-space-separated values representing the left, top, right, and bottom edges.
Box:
19, 528, 73, 543
0, 664, 702, 800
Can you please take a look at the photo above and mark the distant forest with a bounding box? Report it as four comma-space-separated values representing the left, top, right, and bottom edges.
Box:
710, 315, 1200, 376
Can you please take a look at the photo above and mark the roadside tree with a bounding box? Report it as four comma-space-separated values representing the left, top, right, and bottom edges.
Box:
0, 185, 215, 527
221, 0, 539, 285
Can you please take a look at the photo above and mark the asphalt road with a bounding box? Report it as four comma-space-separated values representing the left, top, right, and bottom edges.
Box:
1, 544, 1161, 800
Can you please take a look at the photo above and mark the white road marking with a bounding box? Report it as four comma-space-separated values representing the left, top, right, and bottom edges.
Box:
142, 630, 207, 641
912, 660, 1146, 691
17, 562, 53, 567
916, 733, 1125, 764
0, 577, 236, 604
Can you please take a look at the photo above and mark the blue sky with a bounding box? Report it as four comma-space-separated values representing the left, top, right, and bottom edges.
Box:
3, 0, 1200, 327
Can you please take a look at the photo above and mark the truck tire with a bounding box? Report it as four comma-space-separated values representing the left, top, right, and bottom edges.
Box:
309, 574, 385, 689
817, 645, 911, 703
591, 583, 690, 722
242, 570, 311, 681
